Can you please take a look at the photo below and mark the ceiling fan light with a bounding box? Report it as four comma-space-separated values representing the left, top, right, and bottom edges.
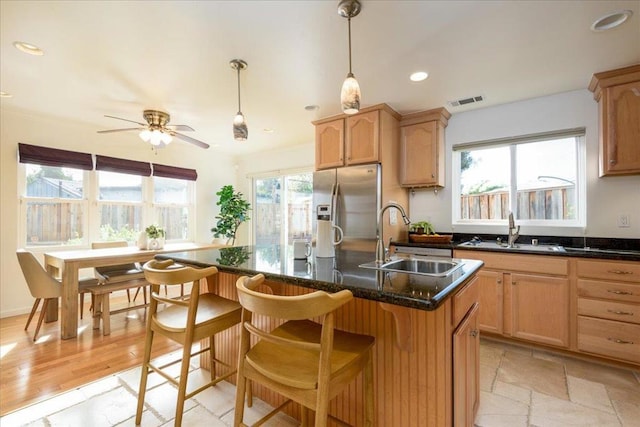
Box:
139, 129, 152, 142
149, 129, 165, 146
341, 74, 361, 114
161, 132, 172, 144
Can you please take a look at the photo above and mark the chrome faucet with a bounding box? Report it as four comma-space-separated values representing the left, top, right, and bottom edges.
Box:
376, 202, 411, 264
507, 211, 520, 248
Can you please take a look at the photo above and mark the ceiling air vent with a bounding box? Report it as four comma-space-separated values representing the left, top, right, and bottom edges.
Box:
448, 95, 484, 108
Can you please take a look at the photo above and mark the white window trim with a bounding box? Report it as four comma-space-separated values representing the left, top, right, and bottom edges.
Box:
451, 128, 587, 233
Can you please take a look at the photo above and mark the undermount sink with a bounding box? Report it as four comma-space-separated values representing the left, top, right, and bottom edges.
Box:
359, 258, 463, 277
458, 241, 565, 252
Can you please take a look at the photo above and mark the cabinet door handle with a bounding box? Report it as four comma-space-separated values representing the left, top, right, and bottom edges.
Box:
607, 290, 633, 295
607, 270, 633, 275
496, 279, 502, 284
470, 329, 478, 338
512, 281, 517, 285
607, 337, 634, 345
607, 309, 634, 316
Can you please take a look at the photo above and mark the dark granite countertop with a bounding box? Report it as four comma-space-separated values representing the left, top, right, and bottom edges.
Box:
393, 234, 640, 262
156, 245, 483, 311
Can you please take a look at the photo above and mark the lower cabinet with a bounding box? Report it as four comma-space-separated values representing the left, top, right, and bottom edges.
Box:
454, 250, 570, 349
510, 273, 569, 348
476, 269, 503, 334
453, 303, 479, 427
576, 259, 640, 364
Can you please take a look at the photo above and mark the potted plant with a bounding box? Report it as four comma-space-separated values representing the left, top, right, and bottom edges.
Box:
409, 221, 434, 235
144, 225, 166, 250
211, 185, 251, 245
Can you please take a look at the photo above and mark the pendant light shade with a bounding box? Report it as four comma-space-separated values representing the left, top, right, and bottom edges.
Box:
338, 0, 362, 115
230, 59, 248, 141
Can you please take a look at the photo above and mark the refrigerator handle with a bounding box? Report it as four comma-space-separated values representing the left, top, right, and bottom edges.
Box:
332, 183, 340, 226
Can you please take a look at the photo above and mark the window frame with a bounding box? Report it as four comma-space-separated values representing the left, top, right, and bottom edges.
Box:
451, 128, 586, 230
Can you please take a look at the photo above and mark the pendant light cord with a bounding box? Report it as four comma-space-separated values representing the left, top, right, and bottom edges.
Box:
348, 17, 353, 75
236, 67, 242, 112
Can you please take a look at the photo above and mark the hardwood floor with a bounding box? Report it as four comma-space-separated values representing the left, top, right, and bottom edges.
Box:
0, 291, 182, 416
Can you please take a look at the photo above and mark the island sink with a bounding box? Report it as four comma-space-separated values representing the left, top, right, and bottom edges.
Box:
360, 257, 463, 277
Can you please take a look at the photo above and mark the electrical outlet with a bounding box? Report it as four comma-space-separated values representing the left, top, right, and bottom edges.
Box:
389, 200, 398, 225
618, 214, 630, 228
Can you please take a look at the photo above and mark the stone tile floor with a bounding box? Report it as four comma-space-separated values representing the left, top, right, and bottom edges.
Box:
1, 339, 638, 426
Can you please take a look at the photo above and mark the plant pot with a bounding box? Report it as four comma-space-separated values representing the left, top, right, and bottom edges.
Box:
147, 237, 165, 250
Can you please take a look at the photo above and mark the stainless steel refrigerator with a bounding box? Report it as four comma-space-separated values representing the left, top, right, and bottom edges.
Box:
312, 164, 381, 252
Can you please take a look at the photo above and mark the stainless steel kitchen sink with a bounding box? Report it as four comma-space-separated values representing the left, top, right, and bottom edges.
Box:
359, 258, 463, 277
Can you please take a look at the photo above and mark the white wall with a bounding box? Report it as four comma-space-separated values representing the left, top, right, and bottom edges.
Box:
0, 108, 236, 318
409, 89, 640, 239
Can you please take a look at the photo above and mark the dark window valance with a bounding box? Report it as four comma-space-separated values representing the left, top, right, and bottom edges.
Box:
153, 163, 198, 181
18, 143, 93, 170
95, 155, 151, 176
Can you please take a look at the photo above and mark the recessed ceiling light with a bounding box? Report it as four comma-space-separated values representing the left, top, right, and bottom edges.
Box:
591, 10, 633, 32
410, 71, 429, 82
0, 91, 13, 98
304, 105, 319, 111
13, 41, 44, 56
263, 128, 275, 133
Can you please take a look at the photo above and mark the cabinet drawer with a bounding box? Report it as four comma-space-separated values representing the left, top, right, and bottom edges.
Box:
577, 259, 640, 283
453, 276, 479, 327
578, 279, 640, 303
577, 316, 640, 364
456, 250, 568, 275
578, 298, 639, 324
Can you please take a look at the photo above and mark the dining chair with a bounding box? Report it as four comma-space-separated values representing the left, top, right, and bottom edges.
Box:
91, 240, 147, 303
234, 274, 376, 427
136, 259, 242, 427
16, 249, 98, 341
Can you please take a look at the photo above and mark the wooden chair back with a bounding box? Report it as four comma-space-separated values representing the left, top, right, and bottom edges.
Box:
16, 249, 61, 299
142, 259, 218, 318
236, 273, 353, 320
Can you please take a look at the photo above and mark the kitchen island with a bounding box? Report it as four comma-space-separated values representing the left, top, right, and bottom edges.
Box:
157, 245, 483, 427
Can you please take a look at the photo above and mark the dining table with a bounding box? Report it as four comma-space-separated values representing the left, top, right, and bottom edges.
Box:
44, 242, 219, 339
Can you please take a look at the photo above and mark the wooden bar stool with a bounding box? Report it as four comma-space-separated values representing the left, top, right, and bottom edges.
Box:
135, 259, 242, 426
234, 274, 375, 427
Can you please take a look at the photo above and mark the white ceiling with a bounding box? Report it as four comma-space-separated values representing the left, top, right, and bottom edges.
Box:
1, 1, 639, 157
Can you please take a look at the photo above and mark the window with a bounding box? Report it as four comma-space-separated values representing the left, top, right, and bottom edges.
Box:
19, 144, 198, 248
19, 143, 93, 247
97, 170, 144, 241
23, 164, 88, 246
453, 129, 585, 227
253, 171, 313, 246
153, 176, 192, 240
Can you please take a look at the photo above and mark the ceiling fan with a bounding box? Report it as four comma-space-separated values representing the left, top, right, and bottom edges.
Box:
98, 110, 209, 149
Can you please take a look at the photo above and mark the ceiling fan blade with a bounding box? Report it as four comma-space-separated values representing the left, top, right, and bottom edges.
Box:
172, 132, 210, 149
97, 127, 145, 134
165, 125, 194, 132
104, 114, 147, 126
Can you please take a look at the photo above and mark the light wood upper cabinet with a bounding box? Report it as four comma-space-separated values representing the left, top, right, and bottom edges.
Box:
399, 107, 451, 188
313, 104, 401, 171
345, 110, 380, 165
588, 64, 640, 176
315, 118, 345, 170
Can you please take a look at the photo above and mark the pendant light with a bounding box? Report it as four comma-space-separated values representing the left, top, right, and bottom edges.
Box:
230, 59, 248, 141
338, 0, 362, 115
